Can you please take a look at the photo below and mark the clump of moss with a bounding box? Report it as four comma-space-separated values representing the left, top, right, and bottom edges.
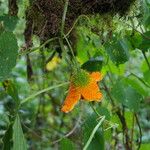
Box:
81, 0, 136, 16
24, 0, 136, 44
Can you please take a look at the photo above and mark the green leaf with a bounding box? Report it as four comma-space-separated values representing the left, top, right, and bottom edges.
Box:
105, 38, 130, 65
124, 86, 142, 112
143, 70, 150, 85
0, 113, 10, 125
112, 80, 142, 112
140, 143, 150, 150
111, 80, 126, 103
96, 107, 111, 120
3, 80, 20, 106
60, 138, 76, 150
145, 15, 150, 28
0, 31, 18, 81
139, 31, 150, 51
125, 77, 150, 97
126, 31, 142, 49
2, 124, 13, 150
124, 111, 134, 129
76, 26, 101, 63
83, 114, 105, 150
82, 56, 103, 72
0, 15, 18, 31
141, 56, 150, 72
13, 115, 27, 150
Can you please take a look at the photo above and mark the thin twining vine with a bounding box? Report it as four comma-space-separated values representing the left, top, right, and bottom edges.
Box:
21, 82, 69, 105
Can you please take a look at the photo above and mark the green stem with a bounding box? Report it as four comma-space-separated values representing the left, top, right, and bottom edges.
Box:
65, 15, 90, 37
21, 82, 69, 105
63, 34, 75, 58
61, 0, 69, 38
20, 37, 58, 56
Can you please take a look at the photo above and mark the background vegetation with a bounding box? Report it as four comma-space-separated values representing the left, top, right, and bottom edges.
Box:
0, 0, 150, 149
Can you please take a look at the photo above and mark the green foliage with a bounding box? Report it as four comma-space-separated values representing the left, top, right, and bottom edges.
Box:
0, 15, 18, 31
143, 70, 150, 84
3, 80, 20, 106
60, 138, 76, 150
2, 124, 13, 150
0, 31, 18, 81
82, 56, 103, 72
139, 31, 150, 51
140, 143, 150, 150
83, 114, 105, 150
105, 38, 130, 65
125, 76, 150, 96
13, 115, 27, 150
112, 80, 143, 112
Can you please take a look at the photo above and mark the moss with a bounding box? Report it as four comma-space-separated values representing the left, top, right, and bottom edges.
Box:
24, 0, 136, 43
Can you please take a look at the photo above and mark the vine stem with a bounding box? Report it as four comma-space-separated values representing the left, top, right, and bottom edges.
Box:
20, 37, 58, 56
61, 0, 69, 38
21, 82, 69, 105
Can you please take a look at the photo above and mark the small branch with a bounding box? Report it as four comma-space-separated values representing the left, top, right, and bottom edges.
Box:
135, 114, 142, 150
